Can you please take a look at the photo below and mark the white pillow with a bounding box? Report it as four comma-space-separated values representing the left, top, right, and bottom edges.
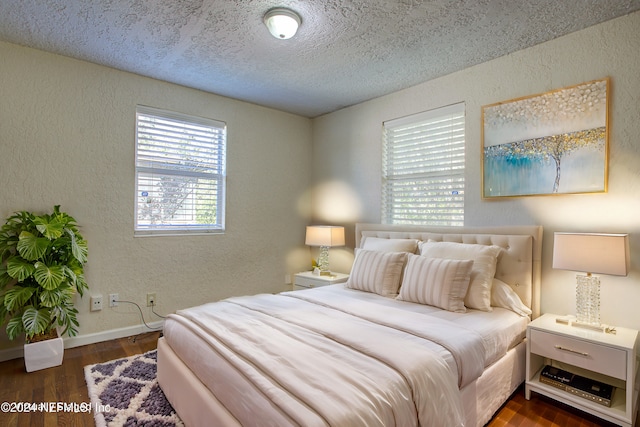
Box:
396, 254, 474, 313
361, 237, 419, 253
419, 241, 501, 312
346, 249, 407, 297
491, 278, 532, 317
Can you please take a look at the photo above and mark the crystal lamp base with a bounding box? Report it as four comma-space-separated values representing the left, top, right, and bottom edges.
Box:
575, 273, 600, 326
317, 245, 331, 275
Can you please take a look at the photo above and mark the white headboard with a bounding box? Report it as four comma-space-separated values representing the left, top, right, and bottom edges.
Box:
355, 223, 543, 318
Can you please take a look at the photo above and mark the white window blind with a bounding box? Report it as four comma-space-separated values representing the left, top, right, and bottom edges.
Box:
382, 102, 465, 226
135, 106, 226, 235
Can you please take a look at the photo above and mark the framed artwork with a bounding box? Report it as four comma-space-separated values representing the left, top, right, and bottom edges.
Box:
482, 78, 609, 198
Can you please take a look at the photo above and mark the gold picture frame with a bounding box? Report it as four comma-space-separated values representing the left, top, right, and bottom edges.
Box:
482, 78, 609, 198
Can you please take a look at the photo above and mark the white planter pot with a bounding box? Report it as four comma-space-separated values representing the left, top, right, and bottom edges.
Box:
24, 336, 64, 372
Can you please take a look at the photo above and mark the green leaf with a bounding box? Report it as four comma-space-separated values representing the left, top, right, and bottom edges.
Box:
6, 257, 35, 281
3, 286, 36, 311
39, 289, 62, 308
3, 212, 35, 235
22, 307, 51, 337
67, 229, 88, 264
34, 215, 65, 240
0, 231, 19, 260
6, 314, 25, 340
33, 263, 66, 290
63, 265, 76, 286
55, 304, 79, 337
0, 266, 14, 289
74, 274, 88, 296
60, 266, 87, 296
16, 231, 50, 261
67, 259, 84, 276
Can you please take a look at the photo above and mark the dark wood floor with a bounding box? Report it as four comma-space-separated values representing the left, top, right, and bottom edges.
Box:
487, 387, 621, 427
0, 332, 160, 427
0, 333, 628, 426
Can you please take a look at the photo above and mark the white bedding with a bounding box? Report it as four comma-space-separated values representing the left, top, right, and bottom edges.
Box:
309, 285, 529, 368
163, 284, 528, 427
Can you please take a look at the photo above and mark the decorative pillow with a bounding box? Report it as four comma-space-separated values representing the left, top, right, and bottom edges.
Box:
346, 249, 407, 297
491, 278, 532, 317
361, 237, 419, 253
396, 254, 474, 312
419, 241, 501, 311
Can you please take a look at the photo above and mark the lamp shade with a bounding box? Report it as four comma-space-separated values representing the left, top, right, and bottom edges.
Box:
553, 232, 629, 276
305, 226, 345, 247
263, 8, 301, 39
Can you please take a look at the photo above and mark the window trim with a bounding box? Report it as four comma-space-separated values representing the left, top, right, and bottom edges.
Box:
134, 105, 226, 237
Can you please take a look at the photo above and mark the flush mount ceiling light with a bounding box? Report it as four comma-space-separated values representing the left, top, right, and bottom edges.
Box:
263, 8, 301, 40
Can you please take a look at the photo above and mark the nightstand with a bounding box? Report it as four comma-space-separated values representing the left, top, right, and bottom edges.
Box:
293, 271, 349, 291
526, 313, 639, 427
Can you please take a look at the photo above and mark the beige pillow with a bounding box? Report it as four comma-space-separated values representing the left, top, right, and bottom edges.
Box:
419, 241, 501, 311
397, 254, 473, 312
361, 237, 419, 253
491, 278, 532, 317
346, 249, 407, 297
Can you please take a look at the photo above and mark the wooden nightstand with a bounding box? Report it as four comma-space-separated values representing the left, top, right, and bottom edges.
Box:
526, 313, 639, 427
293, 271, 349, 291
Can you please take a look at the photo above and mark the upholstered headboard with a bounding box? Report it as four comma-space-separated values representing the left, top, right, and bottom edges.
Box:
355, 223, 543, 318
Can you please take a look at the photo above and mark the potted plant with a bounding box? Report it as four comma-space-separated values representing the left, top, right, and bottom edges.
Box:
0, 206, 88, 371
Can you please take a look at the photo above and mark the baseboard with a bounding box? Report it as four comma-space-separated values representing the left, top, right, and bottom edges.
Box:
0, 346, 24, 363
0, 320, 164, 363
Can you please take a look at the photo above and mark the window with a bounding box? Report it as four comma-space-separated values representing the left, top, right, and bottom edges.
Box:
382, 102, 465, 226
135, 106, 226, 235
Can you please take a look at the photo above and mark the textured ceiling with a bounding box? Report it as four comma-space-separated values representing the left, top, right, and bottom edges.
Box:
0, 0, 638, 117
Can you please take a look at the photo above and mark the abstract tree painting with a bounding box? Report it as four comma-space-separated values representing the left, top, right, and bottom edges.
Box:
482, 79, 608, 198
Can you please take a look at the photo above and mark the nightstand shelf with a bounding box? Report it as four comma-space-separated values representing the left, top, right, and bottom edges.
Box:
293, 271, 349, 290
526, 313, 639, 427
529, 367, 628, 415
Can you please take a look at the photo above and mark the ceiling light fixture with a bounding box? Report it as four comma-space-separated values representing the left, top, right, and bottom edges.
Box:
263, 8, 301, 40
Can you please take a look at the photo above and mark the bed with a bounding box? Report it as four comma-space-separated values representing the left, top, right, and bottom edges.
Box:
157, 223, 543, 426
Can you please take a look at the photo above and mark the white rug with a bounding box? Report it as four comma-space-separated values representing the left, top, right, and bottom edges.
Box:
84, 350, 184, 427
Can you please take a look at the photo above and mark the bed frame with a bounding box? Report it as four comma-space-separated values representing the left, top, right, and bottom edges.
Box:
157, 223, 543, 427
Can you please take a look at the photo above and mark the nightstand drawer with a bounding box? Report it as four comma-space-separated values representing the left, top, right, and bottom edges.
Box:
295, 275, 322, 288
293, 272, 349, 290
530, 329, 627, 380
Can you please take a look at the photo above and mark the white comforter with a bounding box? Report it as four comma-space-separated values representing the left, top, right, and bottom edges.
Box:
168, 288, 490, 426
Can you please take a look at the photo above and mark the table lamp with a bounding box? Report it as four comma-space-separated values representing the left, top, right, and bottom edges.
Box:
553, 232, 629, 331
305, 225, 345, 276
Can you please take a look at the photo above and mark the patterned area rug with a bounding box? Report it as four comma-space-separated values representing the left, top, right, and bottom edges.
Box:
84, 350, 184, 426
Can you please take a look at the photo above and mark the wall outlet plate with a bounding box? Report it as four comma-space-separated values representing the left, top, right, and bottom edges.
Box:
147, 293, 156, 307
90, 295, 103, 311
109, 293, 119, 307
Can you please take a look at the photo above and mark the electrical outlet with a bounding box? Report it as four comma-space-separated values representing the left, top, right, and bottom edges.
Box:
90, 295, 103, 311
146, 293, 156, 307
109, 293, 119, 307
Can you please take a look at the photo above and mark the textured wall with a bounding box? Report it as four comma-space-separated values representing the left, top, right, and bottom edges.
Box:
312, 12, 640, 330
0, 41, 312, 352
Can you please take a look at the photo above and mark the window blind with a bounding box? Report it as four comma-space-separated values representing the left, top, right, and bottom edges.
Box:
135, 106, 226, 235
382, 102, 465, 226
